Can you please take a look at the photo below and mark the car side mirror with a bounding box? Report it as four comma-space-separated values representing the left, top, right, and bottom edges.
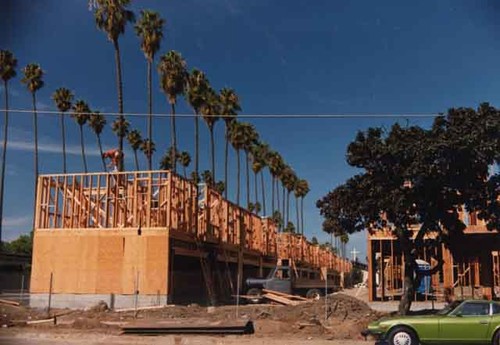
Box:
455, 311, 463, 317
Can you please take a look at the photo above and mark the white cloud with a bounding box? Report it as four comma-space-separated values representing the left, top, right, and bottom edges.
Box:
5, 139, 101, 156
3, 215, 31, 227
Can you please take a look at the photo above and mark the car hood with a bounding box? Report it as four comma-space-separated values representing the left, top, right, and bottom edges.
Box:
370, 314, 442, 327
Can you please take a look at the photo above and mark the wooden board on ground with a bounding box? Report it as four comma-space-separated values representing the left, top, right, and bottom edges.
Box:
121, 319, 254, 335
262, 293, 299, 306
262, 289, 308, 301
0, 299, 20, 307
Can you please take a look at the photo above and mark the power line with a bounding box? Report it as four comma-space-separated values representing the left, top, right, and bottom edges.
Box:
0, 108, 440, 119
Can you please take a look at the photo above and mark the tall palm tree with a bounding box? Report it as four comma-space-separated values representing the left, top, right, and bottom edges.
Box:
111, 117, 130, 169
158, 51, 187, 173
0, 50, 17, 250
93, 0, 135, 171
71, 100, 91, 173
253, 142, 269, 215
295, 179, 309, 235
241, 123, 258, 209
186, 69, 209, 189
88, 111, 107, 171
135, 10, 164, 170
141, 139, 156, 169
283, 168, 297, 225
179, 151, 191, 178
52, 87, 73, 173
229, 121, 245, 206
220, 88, 241, 199
127, 129, 143, 170
21, 63, 44, 180
267, 150, 284, 215
200, 88, 221, 181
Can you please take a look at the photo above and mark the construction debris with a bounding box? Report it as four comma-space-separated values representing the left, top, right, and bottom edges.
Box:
0, 299, 20, 307
121, 319, 254, 335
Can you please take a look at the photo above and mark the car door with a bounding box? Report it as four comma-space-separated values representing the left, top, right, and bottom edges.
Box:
265, 267, 292, 294
439, 301, 491, 343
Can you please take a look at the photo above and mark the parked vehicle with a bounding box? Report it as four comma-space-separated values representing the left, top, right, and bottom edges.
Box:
245, 259, 340, 302
362, 300, 500, 345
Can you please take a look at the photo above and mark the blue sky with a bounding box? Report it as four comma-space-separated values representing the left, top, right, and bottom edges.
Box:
2, 0, 500, 262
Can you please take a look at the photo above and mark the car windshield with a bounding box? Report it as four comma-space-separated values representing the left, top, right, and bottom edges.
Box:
437, 301, 462, 315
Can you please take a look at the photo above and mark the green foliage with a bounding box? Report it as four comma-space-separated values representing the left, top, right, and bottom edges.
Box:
127, 129, 143, 151
21, 63, 44, 93
201, 170, 214, 186
52, 87, 74, 113
158, 50, 187, 104
283, 221, 296, 233
71, 100, 91, 126
0, 50, 17, 82
311, 236, 319, 245
141, 139, 156, 160
93, 0, 135, 43
346, 266, 364, 287
135, 10, 164, 61
3, 234, 32, 255
215, 181, 225, 195
88, 111, 107, 135
272, 210, 283, 229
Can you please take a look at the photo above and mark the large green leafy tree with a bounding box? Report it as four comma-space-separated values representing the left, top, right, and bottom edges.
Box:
0, 50, 17, 251
135, 9, 164, 170
220, 88, 241, 199
21, 63, 44, 180
71, 100, 91, 173
200, 88, 221, 181
52, 87, 74, 173
93, 0, 135, 171
88, 111, 107, 171
317, 103, 500, 315
158, 50, 187, 174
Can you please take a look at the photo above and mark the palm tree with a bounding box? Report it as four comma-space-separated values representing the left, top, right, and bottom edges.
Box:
255, 142, 269, 215
21, 63, 44, 180
93, 0, 135, 171
186, 69, 209, 189
141, 139, 156, 169
71, 100, 91, 173
295, 179, 309, 234
88, 111, 107, 171
159, 151, 172, 170
220, 88, 241, 199
127, 129, 143, 170
0, 50, 17, 250
282, 168, 297, 225
158, 51, 187, 173
241, 123, 258, 209
200, 88, 221, 181
179, 151, 191, 178
267, 150, 284, 215
229, 121, 244, 206
111, 117, 130, 169
52, 87, 74, 173
135, 10, 164, 170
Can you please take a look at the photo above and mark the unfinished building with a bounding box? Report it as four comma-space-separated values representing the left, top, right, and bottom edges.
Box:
367, 213, 500, 302
29, 171, 351, 308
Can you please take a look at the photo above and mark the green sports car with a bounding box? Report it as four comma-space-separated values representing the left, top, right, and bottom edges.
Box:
362, 300, 500, 345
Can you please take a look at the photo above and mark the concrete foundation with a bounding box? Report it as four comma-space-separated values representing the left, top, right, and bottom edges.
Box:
29, 293, 168, 310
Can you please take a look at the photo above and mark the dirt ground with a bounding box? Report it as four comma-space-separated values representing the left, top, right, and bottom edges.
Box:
0, 293, 383, 343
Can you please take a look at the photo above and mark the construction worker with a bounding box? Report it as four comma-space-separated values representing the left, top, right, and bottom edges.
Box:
102, 149, 123, 172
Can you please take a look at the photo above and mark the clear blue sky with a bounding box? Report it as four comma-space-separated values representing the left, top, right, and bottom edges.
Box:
2, 0, 500, 262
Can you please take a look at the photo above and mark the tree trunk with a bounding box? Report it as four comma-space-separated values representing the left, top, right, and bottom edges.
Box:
113, 39, 124, 172
133, 149, 139, 171
0, 81, 9, 250
60, 112, 67, 173
276, 178, 280, 217
236, 149, 240, 206
261, 171, 266, 216
183, 166, 187, 179
254, 171, 258, 213
224, 126, 229, 199
245, 152, 250, 208
32, 92, 39, 180
286, 191, 290, 225
147, 58, 152, 171
301, 197, 304, 235
170, 102, 177, 173
295, 196, 299, 235
282, 185, 285, 231
79, 125, 87, 173
209, 126, 215, 182
271, 176, 275, 214
97, 134, 106, 171
194, 110, 199, 181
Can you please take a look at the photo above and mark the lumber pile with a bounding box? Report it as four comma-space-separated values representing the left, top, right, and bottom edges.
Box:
261, 289, 308, 306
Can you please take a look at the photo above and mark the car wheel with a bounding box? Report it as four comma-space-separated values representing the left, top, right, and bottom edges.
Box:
493, 330, 500, 345
246, 288, 263, 304
306, 289, 321, 300
387, 326, 419, 345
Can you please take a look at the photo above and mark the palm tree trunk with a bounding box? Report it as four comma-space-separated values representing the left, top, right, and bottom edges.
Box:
282, 185, 285, 230
0, 81, 9, 250
261, 171, 266, 216
60, 112, 67, 173
113, 39, 124, 171
170, 102, 177, 173
254, 171, 258, 213
209, 126, 216, 181
236, 149, 240, 206
79, 125, 88, 173
296, 196, 299, 235
183, 166, 187, 179
301, 197, 304, 235
286, 191, 290, 225
224, 126, 229, 199
32, 92, 39, 180
276, 178, 280, 218
147, 59, 153, 171
245, 152, 250, 209
133, 150, 139, 171
96, 134, 106, 172
271, 176, 275, 214
194, 110, 199, 181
